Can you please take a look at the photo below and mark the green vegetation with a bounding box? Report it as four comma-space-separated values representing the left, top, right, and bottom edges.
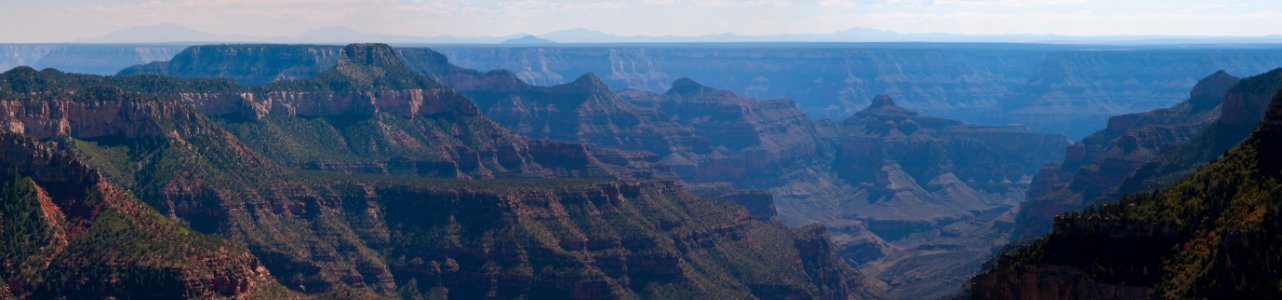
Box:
1, 66, 245, 96
0, 134, 293, 299
0, 43, 878, 299
976, 91, 1282, 299
261, 44, 442, 92
118, 44, 344, 86
2, 44, 442, 98
0, 175, 55, 287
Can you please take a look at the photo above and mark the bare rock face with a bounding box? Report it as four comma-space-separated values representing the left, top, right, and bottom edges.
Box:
0, 96, 196, 139
366, 179, 881, 299
403, 49, 820, 187
403, 46, 1070, 297
1219, 69, 1282, 126
0, 44, 881, 299
405, 50, 709, 167
433, 45, 1282, 139
639, 78, 823, 184
1012, 70, 1253, 240
166, 44, 645, 180
971, 71, 1282, 300
784, 95, 1067, 299
834, 94, 1067, 224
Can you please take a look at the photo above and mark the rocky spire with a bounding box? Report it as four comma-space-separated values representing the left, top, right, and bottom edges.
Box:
869, 94, 897, 108
1190, 70, 1240, 99
666, 77, 715, 95
856, 94, 914, 116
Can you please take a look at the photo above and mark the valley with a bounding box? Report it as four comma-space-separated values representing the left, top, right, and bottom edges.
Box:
1, 41, 1281, 299
431, 44, 1282, 139
11, 1, 1282, 299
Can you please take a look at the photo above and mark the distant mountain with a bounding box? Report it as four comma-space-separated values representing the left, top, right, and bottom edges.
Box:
0, 44, 184, 75
81, 23, 518, 44
541, 28, 620, 43
78, 23, 1282, 45
296, 26, 432, 44
79, 23, 256, 43
515, 26, 1282, 44
500, 35, 557, 45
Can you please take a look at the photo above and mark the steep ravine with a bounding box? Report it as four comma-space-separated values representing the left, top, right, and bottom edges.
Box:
969, 86, 1282, 299
0, 44, 884, 299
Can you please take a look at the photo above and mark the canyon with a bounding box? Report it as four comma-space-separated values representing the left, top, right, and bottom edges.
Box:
970, 67, 1282, 299
0, 44, 883, 299
431, 44, 1282, 139
7, 43, 1282, 138
118, 42, 1260, 298
2, 41, 1281, 299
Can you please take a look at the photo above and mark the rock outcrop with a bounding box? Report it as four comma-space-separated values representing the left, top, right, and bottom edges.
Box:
396, 46, 1067, 298
0, 44, 882, 299
432, 45, 1282, 138
970, 86, 1282, 299
789, 95, 1066, 299
119, 44, 343, 85
825, 94, 1068, 221
629, 78, 823, 184
1013, 70, 1242, 239
0, 133, 287, 299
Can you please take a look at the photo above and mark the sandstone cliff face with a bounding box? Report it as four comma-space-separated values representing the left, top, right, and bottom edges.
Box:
359, 179, 881, 299
172, 44, 648, 180
412, 50, 822, 186
629, 78, 823, 184
765, 95, 1066, 299
832, 95, 1067, 223
0, 44, 879, 299
971, 74, 1282, 300
0, 133, 286, 299
1012, 70, 1241, 239
402, 48, 711, 169
400, 46, 1069, 298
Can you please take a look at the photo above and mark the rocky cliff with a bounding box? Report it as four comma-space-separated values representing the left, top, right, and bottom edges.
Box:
112, 43, 1112, 298
771, 95, 1066, 299
627, 78, 823, 184
0, 133, 288, 299
433, 45, 1282, 138
969, 86, 1282, 299
119, 44, 342, 86
1012, 70, 1242, 239
411, 59, 708, 167
399, 47, 1068, 298
0, 44, 881, 299
833, 95, 1067, 221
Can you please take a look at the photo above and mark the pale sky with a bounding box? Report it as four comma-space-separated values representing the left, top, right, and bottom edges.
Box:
3, 0, 1282, 42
